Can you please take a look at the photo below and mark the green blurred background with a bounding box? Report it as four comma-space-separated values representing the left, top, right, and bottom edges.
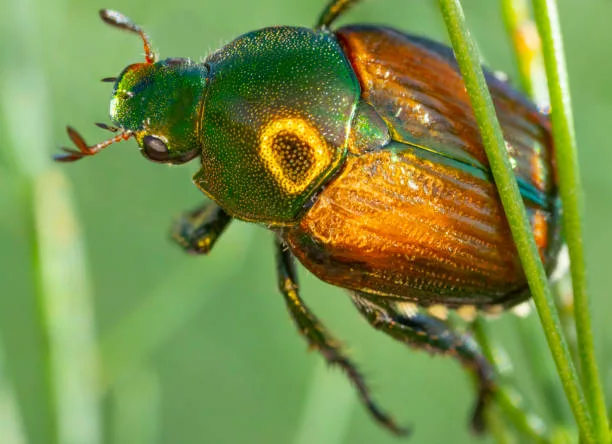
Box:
1, 0, 611, 443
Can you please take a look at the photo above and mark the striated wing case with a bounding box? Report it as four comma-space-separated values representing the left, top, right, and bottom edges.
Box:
336, 25, 556, 199
283, 26, 560, 307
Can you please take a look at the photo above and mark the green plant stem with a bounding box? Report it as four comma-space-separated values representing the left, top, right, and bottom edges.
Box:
33, 171, 102, 444
1, 0, 102, 440
501, 0, 573, 427
473, 319, 549, 443
0, 334, 27, 444
3, 46, 101, 444
437, 0, 594, 442
0, 2, 58, 441
487, 406, 514, 444
552, 277, 580, 373
531, 1, 609, 442
3, 100, 102, 444
293, 359, 356, 444
500, 0, 549, 105
514, 314, 573, 426
111, 368, 161, 444
501, 1, 580, 370
25, 181, 59, 444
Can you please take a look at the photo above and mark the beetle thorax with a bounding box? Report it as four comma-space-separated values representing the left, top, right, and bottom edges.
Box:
193, 26, 361, 225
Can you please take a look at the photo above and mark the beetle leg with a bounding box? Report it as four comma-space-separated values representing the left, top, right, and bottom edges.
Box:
171, 202, 232, 254
350, 292, 495, 434
316, 0, 362, 29
274, 239, 409, 436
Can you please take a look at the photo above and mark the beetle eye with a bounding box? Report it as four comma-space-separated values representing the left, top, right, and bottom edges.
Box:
143, 135, 169, 161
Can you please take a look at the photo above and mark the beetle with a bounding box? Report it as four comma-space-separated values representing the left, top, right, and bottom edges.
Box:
57, 0, 561, 436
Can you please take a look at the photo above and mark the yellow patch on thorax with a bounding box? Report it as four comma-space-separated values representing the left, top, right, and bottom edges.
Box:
259, 117, 332, 195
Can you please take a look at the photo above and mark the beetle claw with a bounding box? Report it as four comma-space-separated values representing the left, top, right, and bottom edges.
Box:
54, 155, 79, 162
66, 126, 91, 152
54, 146, 92, 162
53, 127, 95, 162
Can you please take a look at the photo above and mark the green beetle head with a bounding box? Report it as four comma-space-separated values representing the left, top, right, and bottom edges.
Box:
56, 9, 206, 165
110, 58, 207, 164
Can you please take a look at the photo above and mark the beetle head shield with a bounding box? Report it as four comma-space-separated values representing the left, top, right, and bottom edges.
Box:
110, 59, 207, 164
56, 10, 207, 164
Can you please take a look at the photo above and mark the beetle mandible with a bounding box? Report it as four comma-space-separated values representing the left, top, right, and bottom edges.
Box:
57, 0, 561, 436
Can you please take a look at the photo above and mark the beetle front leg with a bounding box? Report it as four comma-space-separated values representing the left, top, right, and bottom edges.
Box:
274, 239, 409, 436
171, 202, 232, 254
351, 293, 496, 434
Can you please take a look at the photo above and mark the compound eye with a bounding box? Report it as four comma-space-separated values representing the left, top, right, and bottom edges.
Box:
143, 135, 169, 162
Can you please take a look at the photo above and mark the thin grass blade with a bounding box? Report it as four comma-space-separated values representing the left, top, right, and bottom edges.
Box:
531, 1, 609, 441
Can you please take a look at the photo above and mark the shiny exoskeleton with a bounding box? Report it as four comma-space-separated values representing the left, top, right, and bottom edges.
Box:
57, 0, 560, 436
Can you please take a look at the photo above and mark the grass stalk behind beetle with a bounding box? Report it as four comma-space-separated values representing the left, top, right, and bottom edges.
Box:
1, 0, 102, 443
2, 63, 103, 444
292, 359, 357, 444
531, 0, 610, 441
501, 0, 574, 430
0, 335, 27, 444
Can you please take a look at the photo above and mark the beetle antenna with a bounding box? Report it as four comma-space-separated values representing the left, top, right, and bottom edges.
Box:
101, 77, 118, 83
99, 9, 156, 64
54, 126, 135, 162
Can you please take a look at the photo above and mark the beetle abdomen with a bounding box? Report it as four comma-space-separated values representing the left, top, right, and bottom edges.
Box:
284, 142, 556, 307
